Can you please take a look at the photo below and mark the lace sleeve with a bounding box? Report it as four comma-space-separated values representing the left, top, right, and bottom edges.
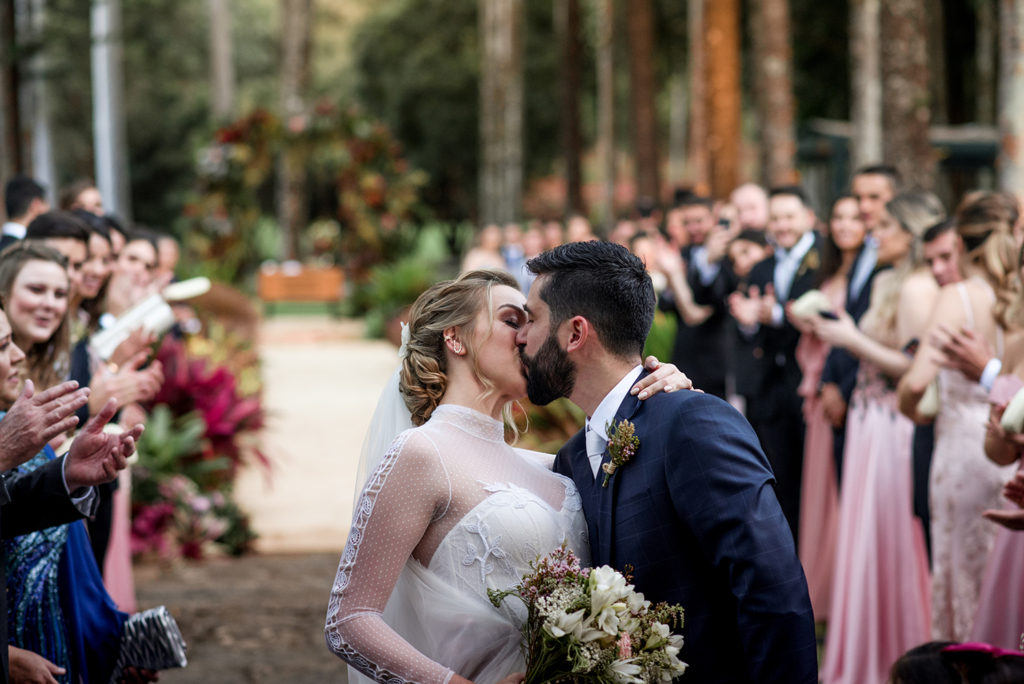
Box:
325, 430, 455, 684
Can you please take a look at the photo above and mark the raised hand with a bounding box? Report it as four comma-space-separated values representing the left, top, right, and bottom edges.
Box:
0, 380, 90, 471
64, 398, 145, 492
89, 352, 164, 415
109, 326, 157, 368
729, 285, 761, 328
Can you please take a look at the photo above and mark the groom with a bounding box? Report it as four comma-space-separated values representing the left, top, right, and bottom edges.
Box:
516, 241, 817, 684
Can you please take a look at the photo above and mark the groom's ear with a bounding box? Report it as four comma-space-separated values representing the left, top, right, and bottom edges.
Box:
564, 316, 591, 354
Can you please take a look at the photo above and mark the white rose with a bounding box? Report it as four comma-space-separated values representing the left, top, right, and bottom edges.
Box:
608, 659, 643, 684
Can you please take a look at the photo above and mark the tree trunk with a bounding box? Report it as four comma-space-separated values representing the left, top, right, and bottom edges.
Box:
0, 0, 21, 184
91, 0, 132, 220
479, 0, 524, 224
668, 73, 687, 185
25, 0, 56, 202
925, 0, 947, 124
687, 0, 708, 192
881, 0, 934, 190
208, 0, 235, 121
596, 0, 615, 229
626, 0, 658, 202
750, 0, 797, 186
999, 0, 1024, 193
977, 0, 996, 124
278, 0, 312, 260
850, 0, 883, 168
555, 0, 582, 217
705, 0, 741, 199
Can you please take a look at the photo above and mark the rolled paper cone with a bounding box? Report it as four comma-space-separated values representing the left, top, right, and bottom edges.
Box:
1000, 386, 1024, 434
917, 379, 941, 419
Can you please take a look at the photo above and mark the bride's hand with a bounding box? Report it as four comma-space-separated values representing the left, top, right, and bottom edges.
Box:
495, 674, 525, 684
630, 356, 698, 400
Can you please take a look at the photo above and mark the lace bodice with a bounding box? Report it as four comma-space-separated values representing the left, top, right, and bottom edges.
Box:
325, 404, 590, 684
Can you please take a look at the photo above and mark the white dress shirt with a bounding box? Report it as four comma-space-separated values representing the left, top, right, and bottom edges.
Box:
769, 230, 817, 326
584, 365, 644, 479
2, 221, 26, 239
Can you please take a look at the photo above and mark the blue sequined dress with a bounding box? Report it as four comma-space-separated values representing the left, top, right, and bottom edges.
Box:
4, 419, 128, 684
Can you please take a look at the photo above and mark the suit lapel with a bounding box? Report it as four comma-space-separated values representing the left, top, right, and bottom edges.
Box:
596, 374, 646, 568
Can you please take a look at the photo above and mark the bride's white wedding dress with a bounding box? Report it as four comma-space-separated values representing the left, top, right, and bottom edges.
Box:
325, 404, 591, 684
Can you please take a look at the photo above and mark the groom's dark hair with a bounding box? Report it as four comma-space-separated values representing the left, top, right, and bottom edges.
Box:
527, 241, 655, 358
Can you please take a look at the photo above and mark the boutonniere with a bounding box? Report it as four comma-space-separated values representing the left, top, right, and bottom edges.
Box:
798, 248, 820, 276
602, 419, 640, 488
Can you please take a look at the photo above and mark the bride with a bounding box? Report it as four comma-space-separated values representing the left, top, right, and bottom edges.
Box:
325, 269, 690, 684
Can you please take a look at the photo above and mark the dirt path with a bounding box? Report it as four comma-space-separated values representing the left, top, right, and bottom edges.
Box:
136, 554, 348, 684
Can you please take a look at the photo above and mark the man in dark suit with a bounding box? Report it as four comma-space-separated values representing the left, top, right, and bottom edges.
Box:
727, 186, 819, 540
1, 177, 49, 254
660, 193, 733, 400
518, 242, 817, 684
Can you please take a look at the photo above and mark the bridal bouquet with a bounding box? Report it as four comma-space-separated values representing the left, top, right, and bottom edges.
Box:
488, 544, 687, 684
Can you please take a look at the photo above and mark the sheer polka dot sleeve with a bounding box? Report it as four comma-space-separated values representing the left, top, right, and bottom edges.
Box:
325, 430, 455, 684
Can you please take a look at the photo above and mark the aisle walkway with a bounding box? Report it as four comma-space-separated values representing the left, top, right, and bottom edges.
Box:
233, 316, 399, 553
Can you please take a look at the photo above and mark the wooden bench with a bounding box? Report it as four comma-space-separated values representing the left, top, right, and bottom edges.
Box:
257, 265, 344, 316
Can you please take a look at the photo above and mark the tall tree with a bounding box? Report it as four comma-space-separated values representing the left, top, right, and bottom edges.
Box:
977, 0, 995, 124
479, 0, 524, 224
880, 0, 934, 189
1000, 0, 1024, 193
596, 0, 615, 228
555, 0, 582, 216
0, 0, 21, 184
278, 0, 312, 259
687, 0, 708, 192
705, 0, 740, 199
91, 0, 132, 219
850, 0, 882, 168
208, 0, 235, 121
750, 0, 797, 186
626, 0, 657, 202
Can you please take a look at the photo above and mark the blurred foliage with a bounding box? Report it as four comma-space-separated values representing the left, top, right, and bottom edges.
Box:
181, 104, 429, 286
511, 398, 586, 455
642, 310, 676, 364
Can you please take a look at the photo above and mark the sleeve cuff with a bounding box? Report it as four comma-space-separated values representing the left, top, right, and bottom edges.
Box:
771, 302, 784, 327
61, 454, 97, 515
980, 358, 1003, 393
694, 251, 722, 286
739, 322, 760, 338
0, 474, 9, 506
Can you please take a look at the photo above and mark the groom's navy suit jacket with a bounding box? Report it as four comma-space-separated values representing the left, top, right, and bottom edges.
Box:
554, 381, 817, 684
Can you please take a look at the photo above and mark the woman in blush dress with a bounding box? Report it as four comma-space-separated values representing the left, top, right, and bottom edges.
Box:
897, 192, 1019, 642
787, 196, 866, 622
812, 192, 945, 684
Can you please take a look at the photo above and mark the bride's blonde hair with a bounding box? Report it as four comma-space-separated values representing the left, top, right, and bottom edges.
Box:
400, 268, 521, 426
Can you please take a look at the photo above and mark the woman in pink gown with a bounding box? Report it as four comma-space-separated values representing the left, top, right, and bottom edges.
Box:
813, 192, 943, 684
791, 196, 865, 622
897, 192, 1019, 642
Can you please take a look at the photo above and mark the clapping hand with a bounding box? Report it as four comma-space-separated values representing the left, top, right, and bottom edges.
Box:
64, 398, 144, 493
729, 286, 762, 328
0, 380, 90, 472
983, 470, 1024, 531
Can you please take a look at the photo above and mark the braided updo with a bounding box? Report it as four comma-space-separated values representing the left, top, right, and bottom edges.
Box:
400, 268, 521, 426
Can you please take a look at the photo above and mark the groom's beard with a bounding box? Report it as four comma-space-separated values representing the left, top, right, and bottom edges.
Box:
520, 332, 577, 406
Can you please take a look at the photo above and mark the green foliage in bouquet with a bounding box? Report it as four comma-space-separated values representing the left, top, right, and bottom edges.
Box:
489, 544, 687, 684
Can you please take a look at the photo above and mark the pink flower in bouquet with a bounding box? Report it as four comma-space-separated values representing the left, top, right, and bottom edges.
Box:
616, 633, 632, 660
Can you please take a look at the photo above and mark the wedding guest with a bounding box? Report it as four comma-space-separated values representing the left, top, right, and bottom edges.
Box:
923, 219, 963, 287
728, 185, 820, 538
664, 200, 690, 252
59, 179, 103, 216
786, 195, 866, 622
814, 192, 944, 684
460, 224, 507, 273
635, 195, 662, 235
608, 219, 637, 247
517, 226, 545, 294
1, 177, 49, 253
1, 301, 155, 684
730, 182, 769, 231
155, 232, 180, 284
566, 215, 596, 243
24, 212, 90, 324
661, 192, 731, 400
543, 220, 563, 250
897, 191, 1019, 642
500, 223, 525, 278
888, 642, 959, 684
819, 164, 898, 488
104, 214, 128, 257
105, 229, 160, 318
727, 230, 771, 280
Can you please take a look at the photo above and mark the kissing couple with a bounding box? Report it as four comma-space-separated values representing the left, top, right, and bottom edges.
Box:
326, 241, 818, 684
